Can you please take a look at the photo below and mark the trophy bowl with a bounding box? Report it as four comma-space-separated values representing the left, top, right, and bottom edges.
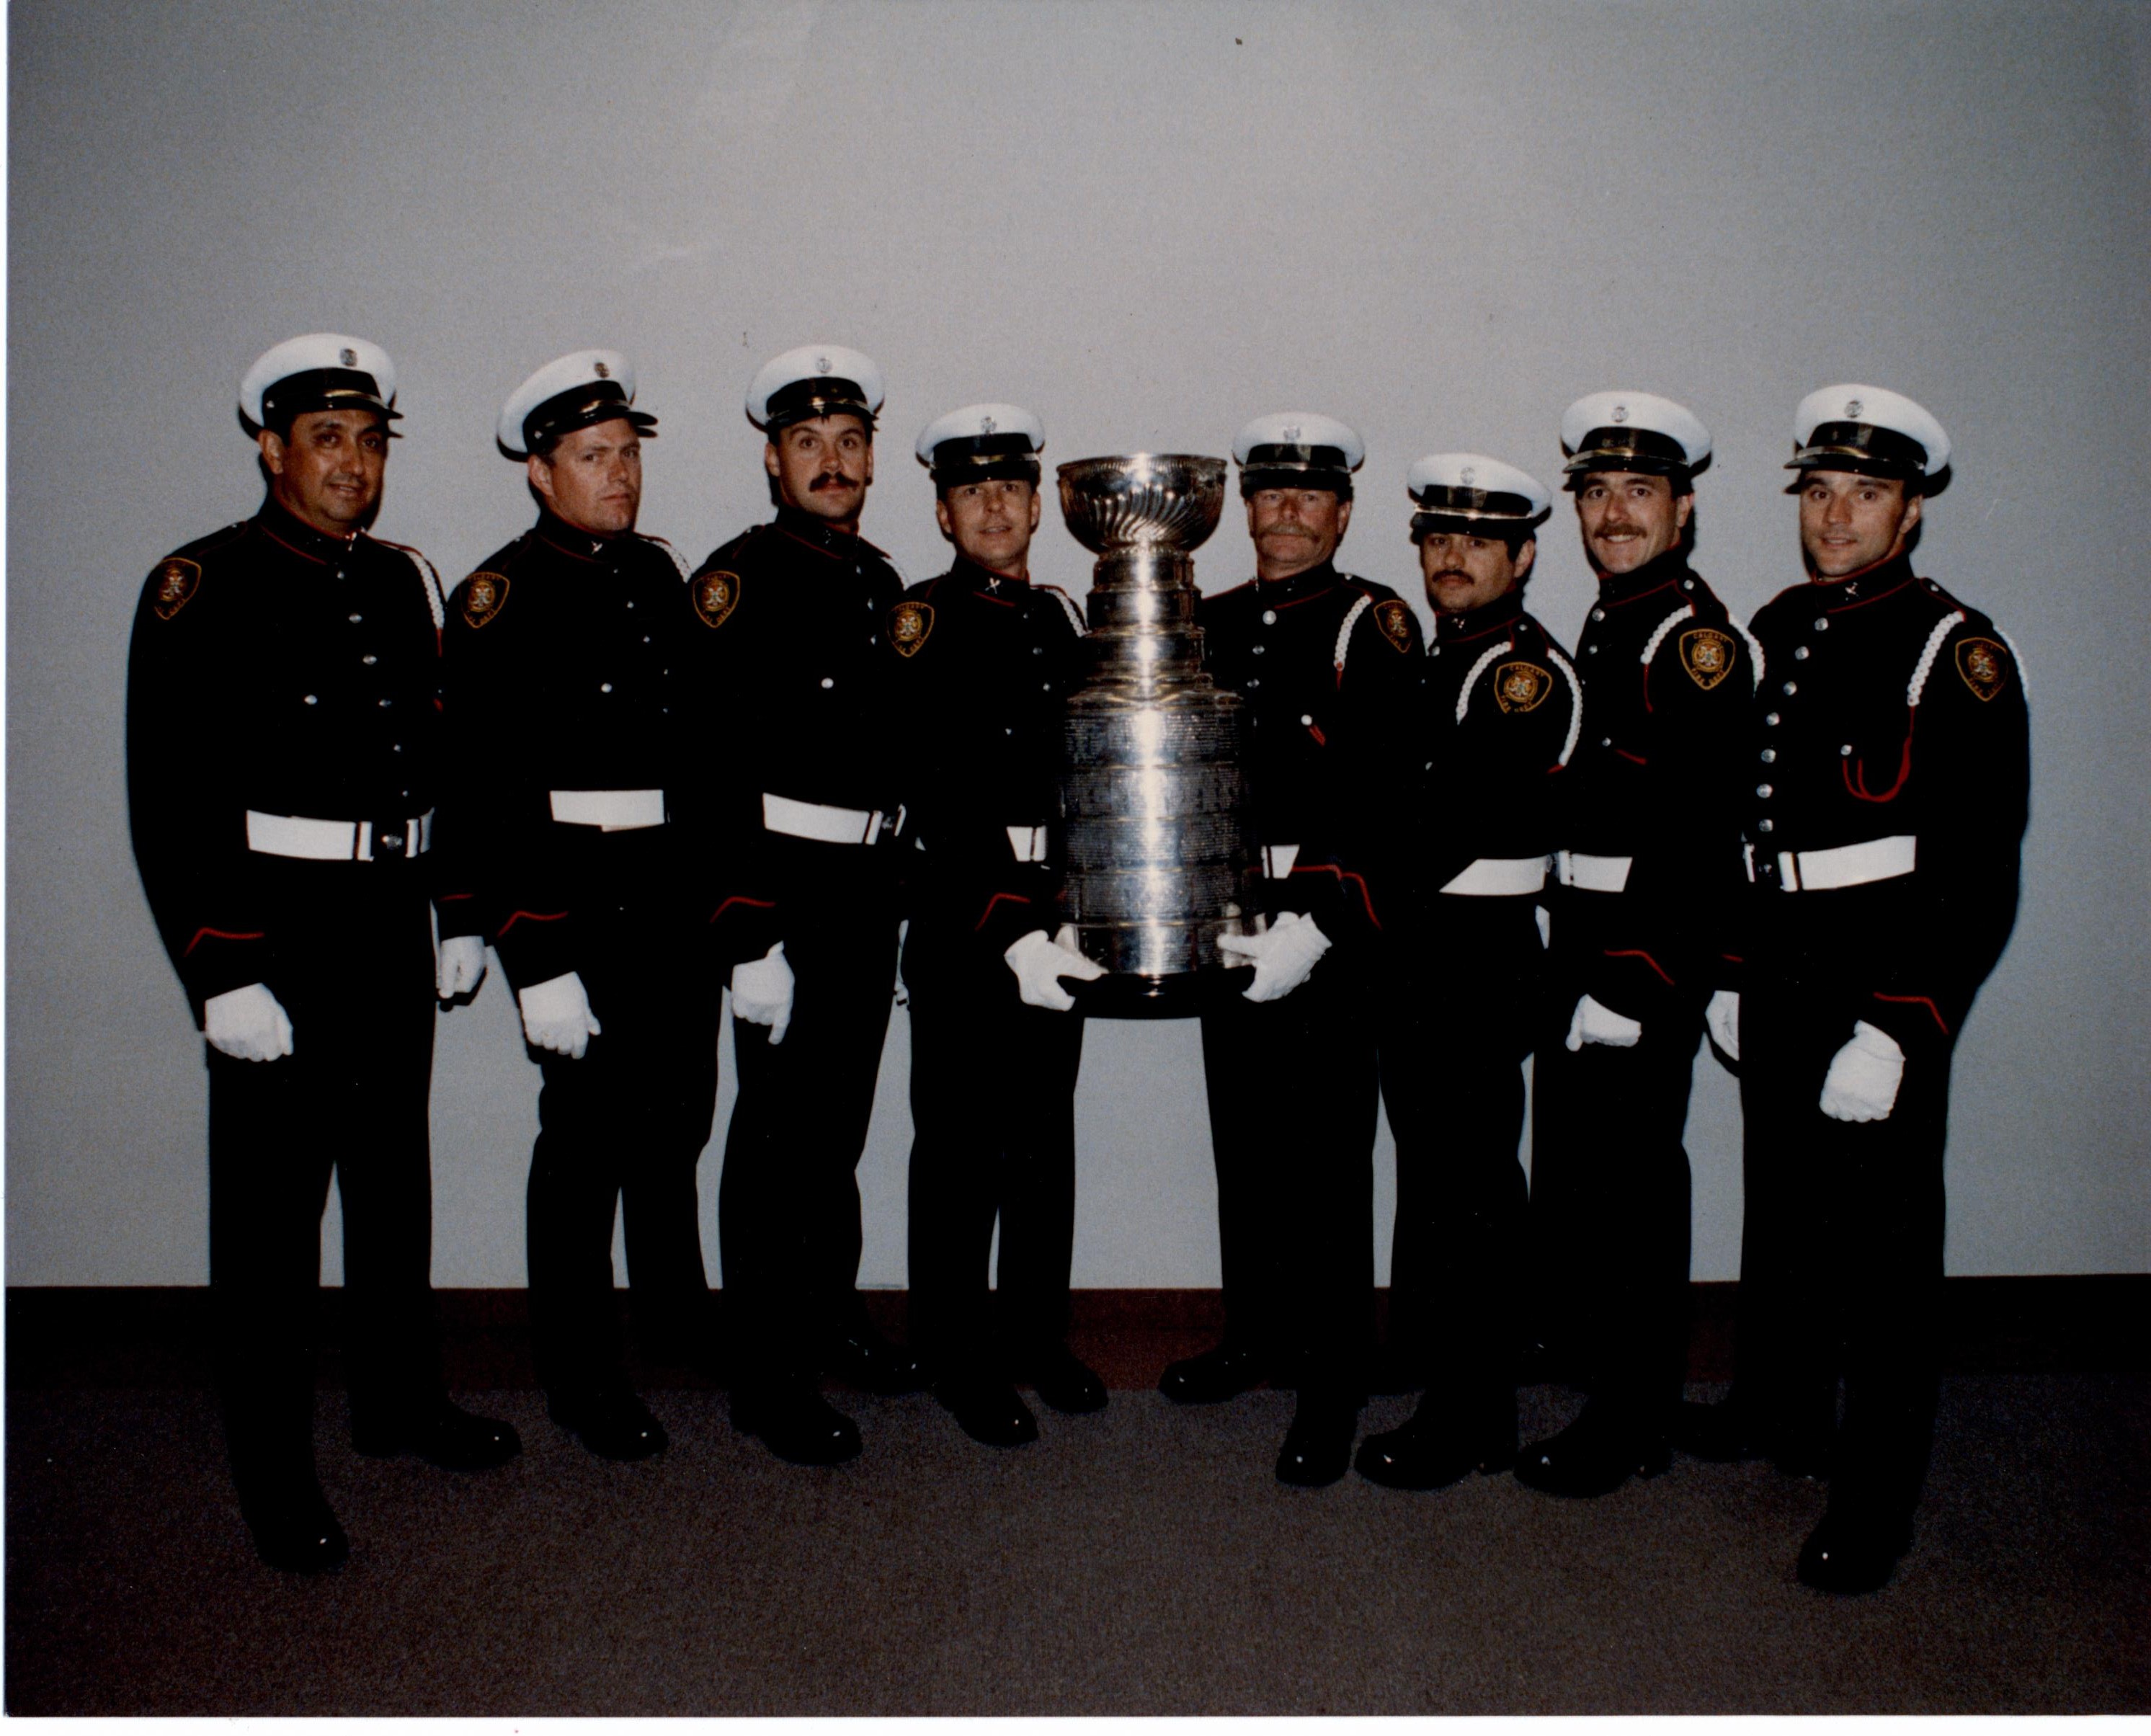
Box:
1057, 453, 1226, 555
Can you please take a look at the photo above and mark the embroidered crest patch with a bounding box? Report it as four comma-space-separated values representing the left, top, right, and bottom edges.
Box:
1680, 626, 1734, 690
693, 569, 741, 630
151, 558, 200, 621
889, 600, 935, 657
459, 571, 509, 629
1955, 636, 2009, 702
1374, 599, 1415, 652
1494, 660, 1551, 713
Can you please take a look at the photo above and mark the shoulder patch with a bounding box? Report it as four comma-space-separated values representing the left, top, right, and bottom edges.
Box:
1373, 598, 1415, 652
889, 599, 935, 657
151, 558, 201, 621
1493, 660, 1552, 713
459, 571, 509, 629
1678, 626, 1734, 690
1954, 636, 2010, 703
693, 569, 742, 630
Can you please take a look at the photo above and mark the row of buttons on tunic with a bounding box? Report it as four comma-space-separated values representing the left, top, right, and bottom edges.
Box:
1753, 617, 1853, 834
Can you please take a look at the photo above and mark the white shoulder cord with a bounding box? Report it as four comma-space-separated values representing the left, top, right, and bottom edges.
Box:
1998, 627, 2032, 708
1455, 640, 1515, 722
1043, 584, 1088, 636
1907, 610, 1967, 708
644, 534, 690, 582
1734, 617, 1766, 690
387, 543, 445, 631
1332, 592, 1374, 672
1544, 641, 1585, 767
1638, 602, 1696, 667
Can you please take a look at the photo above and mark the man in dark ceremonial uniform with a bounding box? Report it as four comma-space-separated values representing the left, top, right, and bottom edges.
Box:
1516, 391, 1754, 1497
439, 350, 711, 1460
1692, 386, 2027, 1592
1163, 411, 1425, 1487
887, 402, 1107, 1448
126, 333, 518, 1574
1348, 454, 1582, 1492
681, 344, 925, 1466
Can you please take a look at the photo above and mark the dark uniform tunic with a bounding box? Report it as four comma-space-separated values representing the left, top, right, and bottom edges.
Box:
884, 556, 1091, 1375
1193, 560, 1423, 1385
1531, 546, 1753, 1427
439, 515, 716, 1392
1342, 590, 1580, 1407
680, 504, 908, 1383
1731, 556, 2026, 1522
126, 499, 453, 1494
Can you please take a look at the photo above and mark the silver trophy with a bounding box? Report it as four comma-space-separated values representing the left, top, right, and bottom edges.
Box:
1054, 454, 1260, 1008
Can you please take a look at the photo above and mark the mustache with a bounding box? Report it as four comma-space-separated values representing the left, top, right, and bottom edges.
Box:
1430, 568, 1471, 584
809, 470, 859, 491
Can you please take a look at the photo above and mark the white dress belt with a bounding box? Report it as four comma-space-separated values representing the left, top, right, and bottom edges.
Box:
1006, 824, 1049, 864
1554, 850, 1633, 893
1746, 833, 1918, 892
245, 809, 434, 862
763, 791, 897, 846
1261, 843, 1301, 880
549, 788, 667, 831
1440, 855, 1550, 897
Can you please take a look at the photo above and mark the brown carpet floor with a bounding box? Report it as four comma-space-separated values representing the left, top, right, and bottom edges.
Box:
7, 1373, 2147, 1714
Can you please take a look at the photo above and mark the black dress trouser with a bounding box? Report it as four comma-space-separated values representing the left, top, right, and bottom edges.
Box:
1199, 962, 1379, 1391
205, 865, 441, 1496
525, 877, 721, 1392
903, 927, 1087, 1375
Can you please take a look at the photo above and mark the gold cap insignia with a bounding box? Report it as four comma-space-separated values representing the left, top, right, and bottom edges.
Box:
1374, 599, 1415, 652
1955, 636, 2008, 702
339, 347, 358, 368
1680, 626, 1733, 690
1494, 659, 1550, 713
890, 600, 935, 657
459, 571, 509, 629
694, 569, 741, 630
593, 360, 610, 379
151, 557, 201, 621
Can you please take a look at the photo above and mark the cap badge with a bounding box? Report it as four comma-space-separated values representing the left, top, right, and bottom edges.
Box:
459, 571, 509, 630
339, 347, 357, 368
1459, 465, 1477, 486
1679, 626, 1734, 690
979, 415, 997, 435
814, 355, 832, 375
1282, 424, 1301, 442
1844, 398, 1863, 418
594, 360, 610, 379
693, 569, 742, 631
151, 557, 202, 621
1494, 661, 1551, 713
1611, 404, 1629, 423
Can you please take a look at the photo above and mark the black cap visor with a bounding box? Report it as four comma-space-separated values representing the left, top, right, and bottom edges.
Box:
1785, 421, 1928, 481
1561, 425, 1688, 487
259, 368, 399, 433
524, 381, 656, 454
765, 375, 876, 433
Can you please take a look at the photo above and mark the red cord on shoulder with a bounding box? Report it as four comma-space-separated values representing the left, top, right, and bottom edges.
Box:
182, 927, 264, 958
1874, 992, 1951, 1037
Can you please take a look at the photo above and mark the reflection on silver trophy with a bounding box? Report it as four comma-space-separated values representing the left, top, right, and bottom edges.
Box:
1054, 454, 1261, 1005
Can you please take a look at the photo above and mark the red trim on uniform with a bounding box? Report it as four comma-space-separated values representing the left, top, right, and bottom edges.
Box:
496, 909, 569, 937
182, 927, 264, 957
1722, 952, 1743, 964
259, 527, 329, 566
777, 528, 847, 561
1600, 578, 1680, 610
1845, 706, 1917, 803
1290, 863, 1380, 931
974, 591, 1017, 609
437, 891, 474, 903
974, 892, 1033, 932
1271, 585, 1338, 611
708, 896, 778, 924
1616, 749, 1649, 766
1874, 992, 1951, 1037
1819, 568, 1921, 612
1307, 721, 1327, 745
1605, 948, 1675, 986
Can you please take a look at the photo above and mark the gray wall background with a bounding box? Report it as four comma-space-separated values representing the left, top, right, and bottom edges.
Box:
9, 0, 2148, 1290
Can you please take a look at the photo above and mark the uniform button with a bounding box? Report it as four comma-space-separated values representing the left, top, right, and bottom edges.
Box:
1760, 749, 1776, 763
1756, 783, 1773, 798
1765, 712, 1781, 726
1794, 646, 1810, 661
1041, 682, 1052, 691
1587, 645, 1599, 656
303, 695, 318, 705
1252, 644, 1265, 655
1300, 713, 1314, 726
1262, 610, 1278, 625
1757, 819, 1774, 834
334, 569, 345, 580
821, 677, 834, 689
600, 682, 613, 693
1033, 646, 1044, 656
1600, 736, 1612, 747
362, 654, 378, 666
392, 743, 404, 754
1840, 744, 1853, 757
642, 636, 651, 644
1424, 761, 1433, 771
1593, 609, 1606, 622
1682, 579, 1695, 589
1781, 681, 1798, 696
1247, 677, 1262, 689
1004, 727, 1014, 736
626, 600, 635, 610
1430, 646, 1440, 656
348, 613, 362, 624
1814, 618, 1829, 631
378, 698, 392, 708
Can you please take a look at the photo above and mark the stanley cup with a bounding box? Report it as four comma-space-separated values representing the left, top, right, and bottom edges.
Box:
1054, 454, 1260, 1002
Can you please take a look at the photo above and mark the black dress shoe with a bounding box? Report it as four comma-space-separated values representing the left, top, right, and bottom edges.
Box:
733, 1379, 862, 1466
1355, 1396, 1518, 1491
1025, 1342, 1108, 1415
239, 1481, 349, 1575
822, 1325, 929, 1395
1277, 1389, 1363, 1487
1514, 1403, 1671, 1497
1673, 1398, 1832, 1479
1797, 1506, 1912, 1594
1159, 1341, 1265, 1405
352, 1398, 522, 1471
547, 1387, 669, 1461
935, 1376, 1039, 1448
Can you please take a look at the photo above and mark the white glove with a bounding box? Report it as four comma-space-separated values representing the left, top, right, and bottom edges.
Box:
1706, 988, 1741, 1063
1216, 911, 1332, 1003
437, 934, 488, 1000
1005, 927, 1106, 1012
1565, 993, 1642, 1051
204, 982, 293, 1062
731, 942, 794, 1045
519, 971, 601, 1059
1820, 1020, 1904, 1123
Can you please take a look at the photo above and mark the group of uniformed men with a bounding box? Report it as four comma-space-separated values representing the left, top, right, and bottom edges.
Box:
128, 333, 2026, 1601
